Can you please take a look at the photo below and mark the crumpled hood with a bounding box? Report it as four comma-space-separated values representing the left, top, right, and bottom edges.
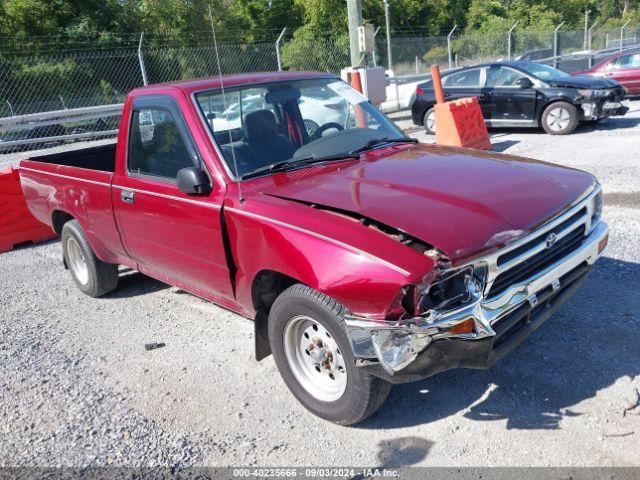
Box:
263, 144, 594, 265
548, 75, 620, 89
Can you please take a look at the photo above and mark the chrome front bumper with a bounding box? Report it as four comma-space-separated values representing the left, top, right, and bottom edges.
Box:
344, 219, 609, 377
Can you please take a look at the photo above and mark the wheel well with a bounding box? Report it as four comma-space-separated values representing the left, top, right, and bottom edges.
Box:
422, 106, 434, 122
251, 269, 299, 361
539, 99, 577, 123
51, 211, 74, 234
252, 270, 298, 315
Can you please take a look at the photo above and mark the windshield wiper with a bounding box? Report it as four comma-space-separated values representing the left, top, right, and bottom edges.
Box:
240, 152, 360, 180
349, 136, 418, 155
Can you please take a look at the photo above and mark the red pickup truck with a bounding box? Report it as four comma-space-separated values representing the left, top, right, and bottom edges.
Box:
20, 71, 609, 425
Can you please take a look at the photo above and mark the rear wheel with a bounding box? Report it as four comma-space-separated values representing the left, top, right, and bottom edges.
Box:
268, 284, 392, 425
423, 107, 436, 134
62, 220, 119, 297
541, 102, 578, 135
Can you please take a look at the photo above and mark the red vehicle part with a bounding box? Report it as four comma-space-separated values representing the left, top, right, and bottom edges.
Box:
573, 48, 640, 95
16, 72, 609, 425
0, 167, 57, 253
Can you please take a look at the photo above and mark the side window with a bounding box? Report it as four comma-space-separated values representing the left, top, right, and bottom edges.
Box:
486, 67, 522, 87
128, 108, 193, 180
616, 54, 640, 69
442, 69, 481, 88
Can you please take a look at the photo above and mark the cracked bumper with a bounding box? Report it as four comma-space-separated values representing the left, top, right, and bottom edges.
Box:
344, 221, 609, 383
581, 100, 629, 120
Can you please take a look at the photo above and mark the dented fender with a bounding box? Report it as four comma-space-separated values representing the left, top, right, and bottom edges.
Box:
222, 193, 438, 320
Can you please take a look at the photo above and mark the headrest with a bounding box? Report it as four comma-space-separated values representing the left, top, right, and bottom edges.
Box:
244, 109, 278, 140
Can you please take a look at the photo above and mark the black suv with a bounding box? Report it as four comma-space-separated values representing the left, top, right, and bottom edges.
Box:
411, 61, 628, 135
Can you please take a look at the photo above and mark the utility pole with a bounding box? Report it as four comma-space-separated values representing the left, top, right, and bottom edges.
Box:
347, 0, 363, 67
583, 10, 590, 50
383, 0, 392, 71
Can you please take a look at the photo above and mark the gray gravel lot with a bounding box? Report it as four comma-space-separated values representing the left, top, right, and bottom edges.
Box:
1, 102, 640, 468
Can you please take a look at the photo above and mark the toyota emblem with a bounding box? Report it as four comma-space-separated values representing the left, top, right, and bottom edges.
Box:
545, 232, 558, 249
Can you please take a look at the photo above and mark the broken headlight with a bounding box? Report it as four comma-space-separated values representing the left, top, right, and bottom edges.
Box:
386, 264, 486, 320
578, 89, 611, 100
417, 264, 486, 314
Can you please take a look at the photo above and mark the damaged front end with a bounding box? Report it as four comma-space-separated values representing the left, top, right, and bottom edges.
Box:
345, 262, 490, 375
344, 187, 609, 382
578, 87, 629, 120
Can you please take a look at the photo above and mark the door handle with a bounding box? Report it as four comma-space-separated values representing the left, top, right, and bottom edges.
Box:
121, 190, 135, 204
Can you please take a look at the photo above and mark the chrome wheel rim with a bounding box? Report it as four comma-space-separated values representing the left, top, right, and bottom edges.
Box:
425, 110, 436, 132
66, 236, 89, 286
547, 107, 571, 132
283, 315, 347, 402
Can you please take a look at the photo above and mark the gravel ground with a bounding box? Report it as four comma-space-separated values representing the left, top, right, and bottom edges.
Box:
1, 102, 639, 468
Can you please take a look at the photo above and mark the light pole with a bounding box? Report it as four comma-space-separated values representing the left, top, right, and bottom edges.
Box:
383, 0, 392, 71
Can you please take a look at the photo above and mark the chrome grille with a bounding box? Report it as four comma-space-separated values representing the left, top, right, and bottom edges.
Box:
483, 191, 596, 301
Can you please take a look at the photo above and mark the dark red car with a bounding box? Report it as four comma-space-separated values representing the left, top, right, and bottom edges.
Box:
574, 48, 640, 95
19, 72, 609, 424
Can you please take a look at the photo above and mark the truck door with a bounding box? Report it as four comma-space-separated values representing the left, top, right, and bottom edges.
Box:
485, 65, 537, 124
113, 94, 234, 302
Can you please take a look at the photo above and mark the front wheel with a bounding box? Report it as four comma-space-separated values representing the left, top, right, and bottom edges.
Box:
541, 102, 579, 135
268, 284, 392, 425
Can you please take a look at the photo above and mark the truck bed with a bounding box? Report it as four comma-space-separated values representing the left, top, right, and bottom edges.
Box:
28, 143, 116, 172
19, 142, 127, 265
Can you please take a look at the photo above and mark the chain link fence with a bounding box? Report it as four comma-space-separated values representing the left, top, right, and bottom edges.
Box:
1, 26, 640, 167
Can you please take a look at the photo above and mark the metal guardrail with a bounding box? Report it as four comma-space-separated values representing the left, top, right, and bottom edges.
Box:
0, 129, 119, 148
0, 104, 123, 133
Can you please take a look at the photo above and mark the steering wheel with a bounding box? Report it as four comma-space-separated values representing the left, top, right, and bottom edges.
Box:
311, 122, 344, 139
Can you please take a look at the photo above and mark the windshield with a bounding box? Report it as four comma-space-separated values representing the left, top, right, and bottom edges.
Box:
195, 77, 405, 178
517, 62, 570, 81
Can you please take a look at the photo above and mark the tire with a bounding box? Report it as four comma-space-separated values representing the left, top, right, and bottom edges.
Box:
423, 107, 436, 134
61, 220, 119, 297
541, 102, 579, 135
268, 284, 392, 425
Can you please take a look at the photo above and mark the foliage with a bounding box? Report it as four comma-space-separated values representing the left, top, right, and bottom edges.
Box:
1, 0, 639, 115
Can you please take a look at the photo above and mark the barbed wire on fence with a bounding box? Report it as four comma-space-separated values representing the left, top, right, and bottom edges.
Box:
1, 26, 640, 166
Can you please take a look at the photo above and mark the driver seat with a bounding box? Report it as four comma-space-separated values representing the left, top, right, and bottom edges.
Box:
243, 110, 295, 169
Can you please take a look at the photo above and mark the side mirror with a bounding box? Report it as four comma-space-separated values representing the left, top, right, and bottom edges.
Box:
177, 167, 212, 195
516, 77, 534, 89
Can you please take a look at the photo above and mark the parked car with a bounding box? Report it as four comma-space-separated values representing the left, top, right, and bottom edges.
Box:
412, 61, 629, 135
208, 89, 349, 137
515, 48, 554, 62
20, 71, 609, 425
573, 48, 640, 96
379, 71, 422, 113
